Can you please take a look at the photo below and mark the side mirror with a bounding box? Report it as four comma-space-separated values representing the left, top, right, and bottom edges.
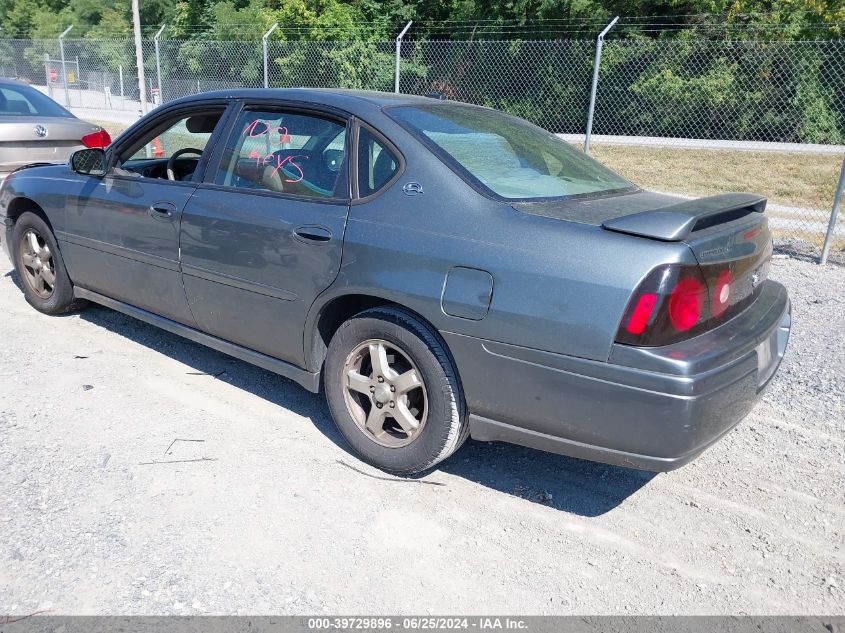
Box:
70, 148, 106, 176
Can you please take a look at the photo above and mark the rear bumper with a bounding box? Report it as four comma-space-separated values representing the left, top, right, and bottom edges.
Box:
442, 280, 791, 472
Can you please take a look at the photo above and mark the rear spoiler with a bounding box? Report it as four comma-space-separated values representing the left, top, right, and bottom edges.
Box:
602, 193, 767, 242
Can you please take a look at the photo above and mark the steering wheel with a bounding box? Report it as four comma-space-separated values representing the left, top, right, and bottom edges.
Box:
166, 148, 203, 181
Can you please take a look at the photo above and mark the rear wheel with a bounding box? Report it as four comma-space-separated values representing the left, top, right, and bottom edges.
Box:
325, 306, 468, 474
12, 211, 85, 315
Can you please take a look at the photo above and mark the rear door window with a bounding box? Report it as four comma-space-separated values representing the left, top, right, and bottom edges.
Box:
214, 110, 348, 200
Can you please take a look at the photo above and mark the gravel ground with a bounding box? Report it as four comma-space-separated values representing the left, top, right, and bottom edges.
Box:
0, 255, 843, 616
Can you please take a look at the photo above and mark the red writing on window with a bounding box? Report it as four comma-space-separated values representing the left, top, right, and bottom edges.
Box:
247, 150, 306, 183
242, 119, 292, 145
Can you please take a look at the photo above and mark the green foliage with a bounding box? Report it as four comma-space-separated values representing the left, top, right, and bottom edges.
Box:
593, 39, 844, 142
2, 0, 843, 40
207, 0, 271, 39
792, 51, 843, 144
0, 0, 842, 143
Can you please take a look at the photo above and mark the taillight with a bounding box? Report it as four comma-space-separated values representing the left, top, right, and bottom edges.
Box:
81, 129, 111, 149
616, 265, 708, 346
667, 277, 705, 331
711, 270, 733, 318
625, 293, 657, 335
616, 259, 765, 347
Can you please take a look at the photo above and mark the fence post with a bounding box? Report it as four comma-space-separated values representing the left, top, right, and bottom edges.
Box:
394, 21, 413, 94
58, 25, 73, 107
820, 158, 845, 265
43, 53, 51, 99
584, 16, 618, 155
154, 24, 166, 103
119, 65, 124, 109
131, 0, 146, 115
262, 23, 279, 89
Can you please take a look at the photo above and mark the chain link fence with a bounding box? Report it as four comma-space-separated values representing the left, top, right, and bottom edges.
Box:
268, 40, 396, 90
594, 39, 845, 145
1, 38, 143, 109
6, 36, 842, 143
398, 39, 596, 134
155, 39, 261, 102
1, 34, 843, 254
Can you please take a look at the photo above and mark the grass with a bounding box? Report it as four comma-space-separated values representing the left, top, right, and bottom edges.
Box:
591, 145, 843, 211
87, 118, 842, 212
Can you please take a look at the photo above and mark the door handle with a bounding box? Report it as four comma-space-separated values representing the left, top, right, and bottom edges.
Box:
293, 225, 332, 243
149, 202, 177, 221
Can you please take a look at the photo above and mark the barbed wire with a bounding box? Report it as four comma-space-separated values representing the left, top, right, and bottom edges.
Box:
2, 14, 843, 40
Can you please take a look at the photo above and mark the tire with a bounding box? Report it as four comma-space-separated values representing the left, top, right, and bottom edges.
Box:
11, 211, 86, 315
325, 306, 469, 474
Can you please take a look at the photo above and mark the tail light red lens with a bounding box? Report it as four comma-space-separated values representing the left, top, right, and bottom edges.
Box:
81, 129, 111, 149
667, 277, 705, 331
615, 264, 700, 346
625, 293, 657, 335
616, 257, 768, 347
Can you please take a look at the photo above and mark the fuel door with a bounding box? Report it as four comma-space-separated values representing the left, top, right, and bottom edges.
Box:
441, 266, 494, 321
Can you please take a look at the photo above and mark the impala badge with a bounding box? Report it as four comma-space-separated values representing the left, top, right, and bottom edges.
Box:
402, 182, 423, 196
34, 124, 48, 138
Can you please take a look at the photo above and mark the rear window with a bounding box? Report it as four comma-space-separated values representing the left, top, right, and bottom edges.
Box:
0, 85, 73, 118
388, 104, 634, 201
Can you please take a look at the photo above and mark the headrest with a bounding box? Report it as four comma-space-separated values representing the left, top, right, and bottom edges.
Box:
186, 113, 220, 134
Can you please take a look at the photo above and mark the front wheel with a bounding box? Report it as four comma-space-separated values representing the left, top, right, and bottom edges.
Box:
11, 211, 85, 315
325, 306, 468, 474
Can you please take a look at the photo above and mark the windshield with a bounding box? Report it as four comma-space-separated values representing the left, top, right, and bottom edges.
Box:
388, 104, 635, 200
0, 84, 74, 118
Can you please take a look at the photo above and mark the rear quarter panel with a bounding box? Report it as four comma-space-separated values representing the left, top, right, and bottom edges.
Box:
311, 116, 697, 365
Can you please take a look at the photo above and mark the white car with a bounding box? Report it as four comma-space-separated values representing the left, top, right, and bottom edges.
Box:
0, 77, 110, 182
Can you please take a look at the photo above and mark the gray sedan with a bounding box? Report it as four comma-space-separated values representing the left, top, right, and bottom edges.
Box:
0, 77, 110, 182
0, 89, 790, 475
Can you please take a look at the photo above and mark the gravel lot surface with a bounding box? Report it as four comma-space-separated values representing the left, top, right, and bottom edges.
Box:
0, 255, 843, 616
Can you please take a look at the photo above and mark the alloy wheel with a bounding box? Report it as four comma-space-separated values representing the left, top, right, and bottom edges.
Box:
19, 229, 56, 299
341, 338, 428, 448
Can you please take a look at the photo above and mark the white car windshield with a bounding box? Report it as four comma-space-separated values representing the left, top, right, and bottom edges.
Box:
389, 104, 635, 200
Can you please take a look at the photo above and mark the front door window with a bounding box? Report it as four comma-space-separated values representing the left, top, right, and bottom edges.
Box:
116, 110, 226, 182
214, 110, 348, 199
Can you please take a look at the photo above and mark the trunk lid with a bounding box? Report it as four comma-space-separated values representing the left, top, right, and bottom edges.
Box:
512, 190, 774, 326
0, 115, 99, 173
602, 192, 773, 323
